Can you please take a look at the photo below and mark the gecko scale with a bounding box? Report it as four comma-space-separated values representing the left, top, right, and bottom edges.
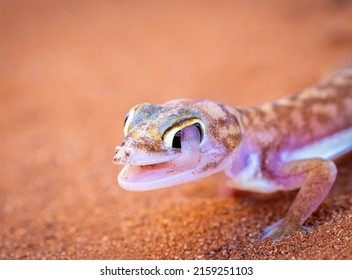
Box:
113, 66, 352, 240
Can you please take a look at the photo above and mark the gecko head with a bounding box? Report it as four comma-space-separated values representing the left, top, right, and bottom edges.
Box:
113, 99, 242, 191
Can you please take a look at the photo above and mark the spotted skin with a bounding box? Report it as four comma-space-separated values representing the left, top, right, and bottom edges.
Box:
114, 65, 352, 240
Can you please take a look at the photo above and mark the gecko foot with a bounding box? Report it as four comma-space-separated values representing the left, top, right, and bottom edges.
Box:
262, 219, 311, 240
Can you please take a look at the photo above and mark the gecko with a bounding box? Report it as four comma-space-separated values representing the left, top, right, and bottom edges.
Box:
113, 65, 352, 240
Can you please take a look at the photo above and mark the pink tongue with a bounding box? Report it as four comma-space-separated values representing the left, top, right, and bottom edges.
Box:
172, 124, 201, 170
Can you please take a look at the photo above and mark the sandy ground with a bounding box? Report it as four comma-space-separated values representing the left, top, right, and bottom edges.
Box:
0, 0, 352, 260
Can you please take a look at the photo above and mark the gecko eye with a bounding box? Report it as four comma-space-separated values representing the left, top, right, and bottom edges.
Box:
163, 119, 204, 149
123, 105, 139, 137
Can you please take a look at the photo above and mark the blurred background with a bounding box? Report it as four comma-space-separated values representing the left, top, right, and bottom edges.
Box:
1, 0, 352, 259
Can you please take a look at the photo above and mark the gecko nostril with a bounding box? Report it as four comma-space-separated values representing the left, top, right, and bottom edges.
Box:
124, 147, 134, 158
112, 152, 120, 163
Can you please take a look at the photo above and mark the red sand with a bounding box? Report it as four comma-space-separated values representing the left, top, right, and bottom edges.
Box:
0, 0, 351, 259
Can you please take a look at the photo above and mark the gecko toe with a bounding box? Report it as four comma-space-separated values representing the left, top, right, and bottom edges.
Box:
262, 219, 310, 241
262, 219, 284, 239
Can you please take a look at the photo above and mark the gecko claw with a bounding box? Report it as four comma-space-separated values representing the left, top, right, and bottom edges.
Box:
262, 219, 311, 240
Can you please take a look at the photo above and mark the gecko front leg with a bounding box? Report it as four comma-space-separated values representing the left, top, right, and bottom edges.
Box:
263, 158, 337, 240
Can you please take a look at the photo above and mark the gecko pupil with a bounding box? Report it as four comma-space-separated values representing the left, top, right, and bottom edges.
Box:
172, 123, 203, 149
172, 130, 182, 148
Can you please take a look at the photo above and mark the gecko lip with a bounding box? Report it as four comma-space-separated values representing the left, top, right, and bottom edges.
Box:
113, 146, 180, 166
117, 158, 196, 191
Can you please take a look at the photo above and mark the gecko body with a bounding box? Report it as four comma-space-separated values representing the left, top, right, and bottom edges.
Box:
113, 66, 352, 239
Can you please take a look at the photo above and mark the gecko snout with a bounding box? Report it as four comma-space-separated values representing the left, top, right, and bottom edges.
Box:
113, 146, 133, 164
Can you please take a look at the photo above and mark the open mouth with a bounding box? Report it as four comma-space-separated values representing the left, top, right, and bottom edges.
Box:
118, 155, 200, 191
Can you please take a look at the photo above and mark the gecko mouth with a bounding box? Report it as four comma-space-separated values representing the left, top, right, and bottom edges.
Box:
118, 159, 197, 191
